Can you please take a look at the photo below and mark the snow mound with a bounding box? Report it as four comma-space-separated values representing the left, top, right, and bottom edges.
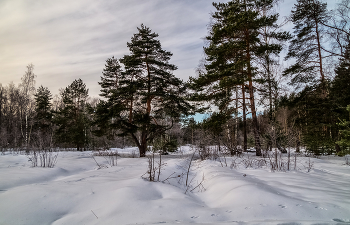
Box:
0, 151, 349, 225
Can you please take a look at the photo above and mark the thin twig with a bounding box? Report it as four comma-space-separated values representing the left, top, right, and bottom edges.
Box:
91, 210, 98, 219
190, 173, 206, 192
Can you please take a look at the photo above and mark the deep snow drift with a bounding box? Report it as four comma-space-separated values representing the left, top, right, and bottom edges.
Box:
0, 147, 349, 225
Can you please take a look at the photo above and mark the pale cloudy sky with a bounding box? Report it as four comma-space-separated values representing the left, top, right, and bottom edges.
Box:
0, 0, 337, 97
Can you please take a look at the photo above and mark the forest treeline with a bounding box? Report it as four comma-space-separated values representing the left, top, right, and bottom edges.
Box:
0, 0, 349, 156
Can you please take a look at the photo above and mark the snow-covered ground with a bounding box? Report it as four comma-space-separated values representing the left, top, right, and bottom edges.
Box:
0, 147, 349, 225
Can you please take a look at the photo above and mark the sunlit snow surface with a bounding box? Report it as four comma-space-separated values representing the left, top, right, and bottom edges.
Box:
0, 147, 349, 225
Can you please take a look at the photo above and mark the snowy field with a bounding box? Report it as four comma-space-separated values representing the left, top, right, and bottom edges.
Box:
0, 147, 350, 225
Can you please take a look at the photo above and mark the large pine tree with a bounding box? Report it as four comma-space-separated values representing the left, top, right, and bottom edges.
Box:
96, 25, 191, 157
54, 79, 90, 151
189, 0, 289, 156
284, 0, 329, 91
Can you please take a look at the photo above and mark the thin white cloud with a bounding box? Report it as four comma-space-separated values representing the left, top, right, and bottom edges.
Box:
0, 0, 337, 97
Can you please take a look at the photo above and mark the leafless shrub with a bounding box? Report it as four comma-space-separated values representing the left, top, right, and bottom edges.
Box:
266, 150, 286, 171
142, 153, 167, 182
185, 151, 196, 186
197, 144, 211, 160
104, 152, 118, 167
230, 154, 267, 169
145, 149, 206, 194
91, 149, 119, 169
266, 150, 303, 172
162, 172, 182, 184
182, 150, 205, 194
147, 154, 157, 181
91, 154, 108, 169
27, 150, 38, 167
255, 158, 267, 168
294, 151, 299, 170
39, 150, 58, 168
197, 144, 231, 168
267, 150, 299, 172
304, 158, 314, 172
185, 172, 205, 194
228, 150, 305, 172
219, 151, 228, 167
93, 149, 119, 167
242, 155, 255, 168
27, 149, 58, 168
345, 155, 350, 166
230, 156, 240, 169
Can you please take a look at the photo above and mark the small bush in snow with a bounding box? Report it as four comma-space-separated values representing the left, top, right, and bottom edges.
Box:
93, 149, 118, 167
27, 149, 58, 168
143, 153, 167, 182
143, 151, 206, 194
226, 150, 316, 172
303, 158, 314, 172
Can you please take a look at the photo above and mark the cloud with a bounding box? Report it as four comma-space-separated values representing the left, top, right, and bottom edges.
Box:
0, 0, 336, 97
0, 0, 217, 96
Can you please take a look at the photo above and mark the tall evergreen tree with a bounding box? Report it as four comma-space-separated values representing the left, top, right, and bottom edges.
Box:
332, 42, 350, 109
284, 0, 329, 91
99, 56, 122, 99
94, 57, 122, 138
96, 25, 191, 157
331, 41, 350, 153
282, 0, 342, 154
54, 79, 90, 151
34, 86, 52, 126
189, 0, 289, 156
33, 86, 53, 149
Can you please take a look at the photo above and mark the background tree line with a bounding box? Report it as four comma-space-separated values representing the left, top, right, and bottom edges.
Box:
0, 0, 349, 156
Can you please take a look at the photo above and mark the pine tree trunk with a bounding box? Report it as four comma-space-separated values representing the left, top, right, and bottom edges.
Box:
138, 130, 148, 157
315, 21, 324, 83
267, 56, 273, 152
242, 85, 247, 152
296, 139, 300, 153
130, 133, 145, 157
243, 1, 262, 156
249, 93, 262, 156
139, 138, 147, 157
247, 64, 262, 156
235, 87, 239, 154
335, 143, 341, 154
